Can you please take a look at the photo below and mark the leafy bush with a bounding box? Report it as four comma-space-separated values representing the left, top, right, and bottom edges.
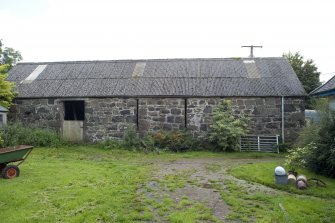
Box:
295, 122, 320, 148
196, 139, 218, 151
120, 126, 158, 153
0, 132, 4, 146
98, 139, 124, 150
116, 127, 196, 152
0, 123, 64, 147
150, 130, 195, 152
285, 144, 315, 171
123, 125, 142, 150
208, 100, 250, 151
308, 101, 335, 177
138, 134, 161, 153
286, 99, 335, 178
275, 142, 293, 153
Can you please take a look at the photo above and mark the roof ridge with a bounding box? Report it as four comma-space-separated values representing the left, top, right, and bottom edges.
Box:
16, 57, 285, 65
17, 76, 290, 81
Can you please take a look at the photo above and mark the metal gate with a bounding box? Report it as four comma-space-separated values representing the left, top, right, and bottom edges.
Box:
240, 135, 279, 153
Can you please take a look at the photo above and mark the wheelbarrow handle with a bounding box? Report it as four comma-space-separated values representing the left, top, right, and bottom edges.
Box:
16, 148, 33, 166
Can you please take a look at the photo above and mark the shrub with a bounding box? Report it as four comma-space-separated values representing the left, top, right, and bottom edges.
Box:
287, 99, 335, 178
208, 100, 250, 151
105, 127, 195, 153
308, 101, 335, 177
275, 141, 293, 153
123, 125, 142, 150
0, 123, 64, 147
98, 139, 124, 150
139, 134, 161, 153
295, 122, 320, 148
196, 139, 218, 151
150, 130, 195, 152
285, 144, 315, 171
0, 132, 4, 146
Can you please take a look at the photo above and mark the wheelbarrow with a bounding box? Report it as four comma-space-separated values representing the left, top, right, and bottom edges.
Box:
0, 145, 33, 179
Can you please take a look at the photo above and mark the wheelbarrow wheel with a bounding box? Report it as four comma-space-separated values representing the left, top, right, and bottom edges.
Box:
2, 165, 20, 179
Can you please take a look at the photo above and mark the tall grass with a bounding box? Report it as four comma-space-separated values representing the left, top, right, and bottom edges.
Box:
0, 123, 65, 147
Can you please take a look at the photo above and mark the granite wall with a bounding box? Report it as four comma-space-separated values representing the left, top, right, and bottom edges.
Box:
84, 98, 137, 141
138, 98, 185, 135
9, 98, 62, 130
186, 98, 224, 137
9, 97, 304, 142
229, 97, 304, 141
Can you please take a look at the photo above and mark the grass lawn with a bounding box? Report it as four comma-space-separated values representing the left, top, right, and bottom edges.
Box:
0, 146, 334, 222
228, 161, 335, 198
228, 161, 335, 222
0, 147, 155, 222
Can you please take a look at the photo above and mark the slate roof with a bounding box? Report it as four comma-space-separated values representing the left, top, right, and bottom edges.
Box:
7, 57, 306, 98
310, 75, 335, 96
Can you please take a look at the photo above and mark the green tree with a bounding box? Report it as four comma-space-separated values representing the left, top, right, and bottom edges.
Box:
283, 52, 321, 108
0, 40, 21, 108
209, 100, 250, 151
0, 64, 16, 108
0, 39, 22, 67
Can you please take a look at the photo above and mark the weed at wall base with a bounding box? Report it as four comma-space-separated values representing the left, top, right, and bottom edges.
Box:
0, 123, 65, 148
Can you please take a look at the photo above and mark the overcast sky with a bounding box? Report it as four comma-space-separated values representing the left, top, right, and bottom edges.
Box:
1, 0, 334, 82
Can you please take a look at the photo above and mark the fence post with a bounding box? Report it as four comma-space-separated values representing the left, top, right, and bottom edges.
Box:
257, 136, 260, 151
276, 135, 279, 154
239, 137, 241, 152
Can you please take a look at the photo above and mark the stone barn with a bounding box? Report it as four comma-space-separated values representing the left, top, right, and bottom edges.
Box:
7, 57, 306, 142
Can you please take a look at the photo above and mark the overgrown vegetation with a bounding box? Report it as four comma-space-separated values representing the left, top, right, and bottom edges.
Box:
209, 100, 250, 151
286, 99, 335, 178
0, 123, 64, 148
149, 130, 195, 152
284, 144, 315, 171
99, 126, 196, 153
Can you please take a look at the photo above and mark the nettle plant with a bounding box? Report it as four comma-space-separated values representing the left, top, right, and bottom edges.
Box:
209, 100, 250, 151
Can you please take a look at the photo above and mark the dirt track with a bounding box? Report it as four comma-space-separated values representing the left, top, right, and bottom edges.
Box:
138, 157, 280, 222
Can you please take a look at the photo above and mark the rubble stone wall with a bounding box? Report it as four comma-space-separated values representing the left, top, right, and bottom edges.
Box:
84, 98, 137, 141
138, 98, 185, 135
9, 98, 62, 130
9, 97, 304, 142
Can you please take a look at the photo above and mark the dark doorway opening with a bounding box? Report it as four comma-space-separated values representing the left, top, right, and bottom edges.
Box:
64, 101, 85, 121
